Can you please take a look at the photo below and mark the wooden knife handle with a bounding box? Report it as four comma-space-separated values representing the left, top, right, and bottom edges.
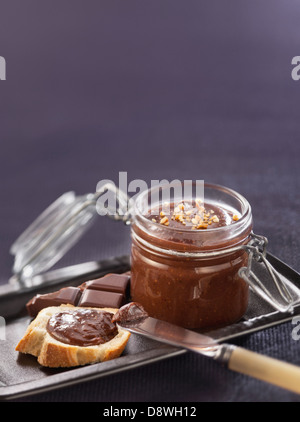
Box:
228, 346, 300, 394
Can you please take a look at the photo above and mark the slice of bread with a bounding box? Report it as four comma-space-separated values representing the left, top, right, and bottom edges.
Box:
16, 305, 131, 368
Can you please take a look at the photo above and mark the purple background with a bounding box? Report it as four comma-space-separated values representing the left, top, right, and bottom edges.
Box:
0, 0, 300, 402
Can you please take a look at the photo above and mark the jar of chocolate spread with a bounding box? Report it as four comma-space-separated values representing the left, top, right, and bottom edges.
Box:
130, 182, 253, 330
12, 179, 297, 327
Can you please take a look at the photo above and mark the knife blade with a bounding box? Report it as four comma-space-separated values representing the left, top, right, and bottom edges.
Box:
114, 302, 300, 394
117, 313, 220, 355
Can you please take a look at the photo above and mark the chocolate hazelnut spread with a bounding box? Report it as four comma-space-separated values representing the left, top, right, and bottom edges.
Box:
130, 190, 253, 330
112, 302, 148, 325
46, 309, 118, 347
148, 200, 238, 231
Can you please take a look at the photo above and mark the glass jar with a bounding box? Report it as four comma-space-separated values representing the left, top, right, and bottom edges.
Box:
10, 179, 298, 322
130, 183, 253, 330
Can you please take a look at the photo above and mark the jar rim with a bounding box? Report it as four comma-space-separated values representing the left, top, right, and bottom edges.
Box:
133, 181, 252, 236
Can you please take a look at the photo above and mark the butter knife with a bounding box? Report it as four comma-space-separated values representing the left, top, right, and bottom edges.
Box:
115, 303, 300, 395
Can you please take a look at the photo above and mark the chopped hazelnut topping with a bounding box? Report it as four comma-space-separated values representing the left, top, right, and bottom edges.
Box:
164, 199, 221, 230
197, 223, 208, 229
160, 216, 169, 226
211, 215, 220, 223
151, 199, 235, 231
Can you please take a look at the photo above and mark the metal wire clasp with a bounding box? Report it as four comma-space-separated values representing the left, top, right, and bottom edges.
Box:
239, 233, 298, 313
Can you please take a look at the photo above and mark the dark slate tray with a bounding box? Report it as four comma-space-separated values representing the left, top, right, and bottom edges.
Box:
0, 253, 299, 400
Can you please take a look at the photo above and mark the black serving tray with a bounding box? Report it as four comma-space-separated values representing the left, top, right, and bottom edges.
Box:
0, 253, 300, 400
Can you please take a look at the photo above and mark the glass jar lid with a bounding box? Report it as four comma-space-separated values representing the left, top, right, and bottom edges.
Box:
10, 191, 99, 281
10, 182, 131, 282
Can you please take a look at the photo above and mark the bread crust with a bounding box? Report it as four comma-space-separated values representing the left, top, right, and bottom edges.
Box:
16, 305, 131, 368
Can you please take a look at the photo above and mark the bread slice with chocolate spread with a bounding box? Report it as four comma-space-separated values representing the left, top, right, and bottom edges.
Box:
16, 305, 131, 368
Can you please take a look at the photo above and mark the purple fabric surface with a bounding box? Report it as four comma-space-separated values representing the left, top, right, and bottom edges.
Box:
0, 0, 300, 402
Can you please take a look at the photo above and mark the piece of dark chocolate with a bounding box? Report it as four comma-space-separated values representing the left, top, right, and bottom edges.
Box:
26, 273, 131, 317
78, 289, 125, 309
26, 287, 81, 318
85, 273, 130, 295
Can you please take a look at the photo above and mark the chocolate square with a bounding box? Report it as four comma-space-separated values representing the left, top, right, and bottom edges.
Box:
78, 289, 125, 309
26, 287, 81, 317
85, 273, 130, 295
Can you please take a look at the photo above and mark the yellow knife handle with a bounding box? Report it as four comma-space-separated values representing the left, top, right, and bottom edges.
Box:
225, 345, 300, 394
